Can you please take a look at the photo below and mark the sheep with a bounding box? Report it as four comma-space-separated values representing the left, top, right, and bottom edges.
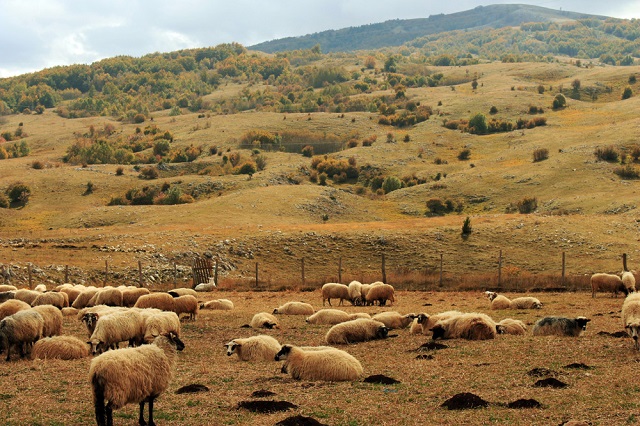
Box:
305, 309, 371, 325
172, 295, 198, 320
348, 280, 363, 306
168, 288, 198, 298
224, 335, 281, 361
31, 335, 89, 360
90, 332, 184, 426
90, 288, 124, 307
497, 318, 528, 335
0, 309, 44, 361
57, 286, 83, 305
414, 311, 464, 335
142, 311, 181, 344
88, 309, 145, 354
0, 291, 15, 303
531, 316, 591, 337
431, 313, 498, 341
485, 291, 511, 309
121, 288, 150, 307
134, 293, 175, 311
194, 281, 216, 292
200, 299, 234, 310
0, 285, 17, 292
321, 283, 350, 306
250, 312, 280, 329
591, 273, 626, 298
0, 299, 32, 320
325, 318, 389, 344
31, 305, 63, 337
14, 289, 42, 305
273, 301, 314, 316
34, 284, 47, 292
622, 293, 640, 350
275, 344, 363, 381
31, 291, 68, 309
485, 291, 542, 309
78, 306, 129, 337
622, 271, 637, 295
61, 307, 79, 317
71, 288, 99, 309
372, 311, 417, 329
365, 283, 395, 306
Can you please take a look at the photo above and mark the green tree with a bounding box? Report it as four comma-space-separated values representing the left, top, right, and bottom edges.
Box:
622, 87, 633, 100
468, 113, 487, 134
381, 176, 402, 194
553, 93, 567, 109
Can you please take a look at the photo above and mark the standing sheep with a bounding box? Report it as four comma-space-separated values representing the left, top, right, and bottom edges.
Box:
31, 335, 89, 360
0, 291, 15, 303
90, 332, 185, 426
134, 293, 176, 311
224, 335, 281, 361
273, 301, 314, 315
200, 299, 234, 310
88, 310, 145, 354
305, 309, 370, 325
31, 292, 68, 309
275, 345, 363, 381
89, 288, 124, 307
591, 273, 626, 298
321, 283, 350, 306
72, 289, 100, 309
348, 281, 363, 306
250, 312, 280, 329
0, 309, 44, 361
431, 313, 498, 341
0, 299, 32, 320
365, 283, 395, 306
372, 312, 416, 329
31, 305, 63, 337
532, 316, 590, 337
172, 295, 199, 320
121, 288, 150, 308
497, 318, 528, 335
622, 271, 637, 295
622, 293, 640, 350
325, 318, 388, 344
142, 311, 181, 344
14, 289, 43, 305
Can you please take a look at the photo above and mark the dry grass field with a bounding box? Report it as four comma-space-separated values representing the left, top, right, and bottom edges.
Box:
0, 289, 637, 426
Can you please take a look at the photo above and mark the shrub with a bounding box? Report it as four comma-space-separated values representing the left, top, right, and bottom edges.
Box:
457, 149, 471, 161
254, 154, 267, 171
115, 166, 124, 176
318, 172, 328, 186
133, 114, 145, 124
381, 176, 402, 194
84, 181, 94, 195
614, 164, 640, 179
426, 199, 447, 215
209, 145, 218, 155
0, 193, 9, 208
622, 87, 633, 100
468, 113, 487, 134
31, 160, 44, 169
362, 135, 377, 146
461, 216, 472, 237
386, 133, 395, 143
139, 166, 159, 180
6, 182, 31, 203
347, 139, 358, 148
533, 148, 549, 162
517, 197, 538, 214
301, 145, 314, 157
403, 134, 411, 142
594, 146, 619, 162
489, 106, 498, 114
552, 93, 567, 109
236, 161, 257, 175
153, 140, 171, 157
537, 85, 545, 94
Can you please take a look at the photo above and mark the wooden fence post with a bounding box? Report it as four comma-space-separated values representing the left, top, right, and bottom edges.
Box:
173, 263, 177, 288
64, 265, 69, 283
28, 263, 33, 289
255, 262, 259, 288
439, 254, 443, 287
338, 257, 342, 283
561, 252, 566, 287
138, 261, 143, 288
214, 260, 218, 287
381, 254, 387, 284
301, 258, 305, 288
497, 250, 502, 288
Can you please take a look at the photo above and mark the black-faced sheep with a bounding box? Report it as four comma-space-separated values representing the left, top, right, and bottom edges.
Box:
272, 301, 314, 316
0, 309, 44, 361
305, 309, 370, 325
200, 299, 234, 310
321, 283, 350, 306
590, 273, 626, 298
31, 305, 63, 337
497, 318, 528, 335
414, 311, 464, 335
275, 344, 363, 381
172, 295, 199, 320
0, 299, 32, 320
348, 281, 363, 306
31, 291, 68, 309
250, 312, 280, 329
224, 335, 281, 361
88, 310, 145, 354
0, 291, 15, 303
531, 316, 590, 337
431, 313, 498, 341
325, 318, 389, 344
31, 335, 89, 360
134, 293, 175, 311
90, 332, 184, 426
372, 311, 416, 329
622, 293, 640, 350
142, 311, 181, 344
168, 288, 198, 298
364, 283, 395, 306
622, 271, 637, 295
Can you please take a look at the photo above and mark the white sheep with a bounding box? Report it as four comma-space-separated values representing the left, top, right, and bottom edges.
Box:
431, 312, 498, 341
321, 283, 350, 306
275, 344, 363, 381
484, 291, 511, 309
90, 332, 184, 426
497, 318, 528, 335
348, 281, 363, 306
365, 283, 395, 306
31, 291, 68, 309
371, 311, 416, 329
200, 299, 234, 310
142, 311, 181, 344
14, 289, 44, 305
622, 293, 640, 350
325, 318, 389, 344
79, 306, 128, 338
0, 309, 44, 361
31, 335, 89, 360
591, 273, 626, 298
121, 288, 150, 307
34, 284, 47, 292
622, 271, 637, 295
250, 312, 280, 329
134, 293, 176, 311
194, 282, 217, 292
305, 309, 370, 325
168, 288, 198, 298
485, 292, 542, 309
414, 311, 464, 335
272, 301, 314, 315
172, 295, 199, 320
88, 309, 145, 354
224, 335, 281, 361
57, 286, 83, 306
0, 299, 32, 321
89, 288, 124, 307
71, 288, 100, 309
0, 285, 17, 292
531, 316, 591, 337
61, 307, 79, 317
31, 305, 63, 337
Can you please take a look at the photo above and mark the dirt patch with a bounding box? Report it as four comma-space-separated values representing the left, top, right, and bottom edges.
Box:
175, 384, 209, 394
507, 398, 542, 409
527, 367, 557, 377
251, 390, 277, 398
237, 400, 297, 413
275, 415, 329, 426
363, 374, 401, 384
416, 341, 448, 351
563, 363, 592, 370
597, 331, 627, 338
441, 392, 489, 410
534, 378, 568, 388
416, 354, 434, 360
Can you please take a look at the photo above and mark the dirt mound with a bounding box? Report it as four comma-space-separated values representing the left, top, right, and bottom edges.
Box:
507, 398, 542, 408
175, 384, 209, 394
237, 400, 297, 413
417, 341, 448, 351
597, 331, 627, 338
527, 367, 556, 377
534, 378, 568, 388
416, 354, 434, 360
275, 415, 328, 426
441, 392, 489, 410
563, 363, 592, 370
363, 374, 401, 384
252, 390, 277, 398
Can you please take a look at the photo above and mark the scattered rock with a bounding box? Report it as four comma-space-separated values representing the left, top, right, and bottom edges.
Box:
534, 378, 568, 388
507, 398, 542, 408
175, 384, 209, 394
363, 374, 401, 385
237, 400, 297, 413
563, 363, 592, 370
252, 390, 277, 398
275, 415, 328, 426
527, 367, 556, 377
441, 392, 489, 410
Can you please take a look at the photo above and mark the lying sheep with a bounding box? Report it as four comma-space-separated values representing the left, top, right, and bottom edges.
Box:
485, 291, 511, 310
532, 316, 590, 337
305, 309, 370, 325
348, 281, 363, 306
88, 309, 145, 354
497, 318, 528, 335
172, 295, 198, 320
365, 283, 395, 306
194, 281, 216, 292
275, 344, 363, 381
14, 289, 43, 305
224, 335, 281, 361
431, 313, 498, 341
273, 301, 314, 316
134, 293, 175, 311
250, 312, 280, 329
372, 311, 416, 329
142, 311, 181, 344
200, 299, 234, 310
622, 293, 640, 350
622, 271, 637, 295
0, 299, 32, 321
414, 311, 464, 335
121, 288, 150, 307
31, 335, 89, 360
591, 273, 626, 298
321, 283, 350, 306
31, 292, 68, 309
485, 292, 542, 309
168, 288, 198, 298
325, 318, 388, 344
0, 309, 44, 361
31, 305, 63, 337
90, 332, 185, 426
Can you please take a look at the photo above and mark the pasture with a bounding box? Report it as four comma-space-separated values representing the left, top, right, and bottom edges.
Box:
0, 289, 636, 426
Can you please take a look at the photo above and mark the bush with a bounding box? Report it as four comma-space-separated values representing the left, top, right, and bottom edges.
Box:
614, 164, 640, 179
133, 114, 145, 123
552, 93, 567, 109
6, 182, 31, 203
31, 160, 45, 169
236, 161, 257, 175
489, 106, 498, 114
594, 146, 619, 162
318, 172, 328, 186
139, 166, 159, 180
153, 140, 171, 157
301, 145, 314, 157
622, 87, 633, 100
468, 113, 487, 134
461, 216, 472, 237
517, 197, 538, 214
426, 198, 462, 216
0, 193, 9, 208
115, 166, 124, 176
532, 148, 549, 162
381, 176, 402, 194
457, 149, 471, 161
254, 154, 267, 171
84, 181, 94, 195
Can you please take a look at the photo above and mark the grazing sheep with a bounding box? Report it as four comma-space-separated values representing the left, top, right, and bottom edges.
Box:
0, 285, 17, 292
622, 293, 640, 350
414, 311, 464, 336
348, 281, 363, 306
325, 318, 389, 344
89, 310, 145, 354
497, 318, 528, 335
431, 313, 498, 341
57, 286, 82, 305
275, 344, 363, 381
142, 311, 181, 344
224, 335, 281, 361
31, 335, 89, 360
71, 288, 100, 309
89, 288, 124, 307
121, 288, 150, 308
0, 291, 15, 303
200, 299, 234, 310
168, 288, 198, 298
485, 291, 511, 310
485, 292, 542, 309
365, 283, 395, 306
34, 284, 47, 292
134, 293, 175, 311
172, 295, 199, 320
0, 309, 44, 361
360, 283, 372, 302
14, 289, 42, 305
532, 316, 590, 337
622, 271, 637, 295
321, 283, 350, 306
90, 332, 184, 426
31, 305, 63, 337
273, 301, 314, 316
305, 309, 370, 325
591, 273, 626, 298
31, 292, 68, 309
250, 312, 280, 329
79, 306, 128, 337
0, 299, 32, 320
372, 312, 416, 329
61, 307, 79, 317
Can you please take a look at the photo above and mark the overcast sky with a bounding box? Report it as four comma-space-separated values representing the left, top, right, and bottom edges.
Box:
1, 0, 639, 78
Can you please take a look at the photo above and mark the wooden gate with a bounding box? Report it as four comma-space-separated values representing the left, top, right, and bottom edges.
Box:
192, 257, 213, 288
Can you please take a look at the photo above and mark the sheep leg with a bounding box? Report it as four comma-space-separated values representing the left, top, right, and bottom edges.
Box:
138, 401, 147, 426
106, 404, 113, 426
147, 397, 156, 426
5, 343, 10, 361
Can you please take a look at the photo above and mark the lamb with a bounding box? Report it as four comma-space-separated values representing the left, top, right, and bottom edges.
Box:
485, 291, 542, 309
325, 318, 389, 344
14, 289, 42, 305
194, 281, 216, 292
31, 335, 89, 360
200, 299, 234, 310
485, 291, 511, 309
321, 283, 350, 306
531, 316, 590, 337
0, 299, 32, 320
168, 288, 198, 298
0, 309, 44, 361
142, 311, 181, 344
90, 332, 184, 426
275, 344, 363, 381
414, 311, 464, 335
365, 283, 395, 306
496, 318, 528, 335
172, 295, 199, 320
622, 293, 640, 350
89, 288, 124, 307
224, 335, 281, 361
121, 288, 150, 307
272, 301, 314, 315
31, 291, 68, 309
71, 288, 100, 309
305, 309, 370, 325
591, 273, 626, 298
372, 311, 417, 329
31, 305, 63, 337
622, 271, 637, 295
431, 313, 498, 341
34, 284, 47, 292
348, 281, 363, 306
88, 309, 145, 354
250, 312, 280, 329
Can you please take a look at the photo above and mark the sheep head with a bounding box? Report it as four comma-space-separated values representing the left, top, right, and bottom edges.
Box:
430, 325, 445, 340
224, 340, 240, 356
416, 313, 429, 324
575, 317, 591, 331
484, 291, 497, 301
274, 345, 292, 361
625, 321, 640, 350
